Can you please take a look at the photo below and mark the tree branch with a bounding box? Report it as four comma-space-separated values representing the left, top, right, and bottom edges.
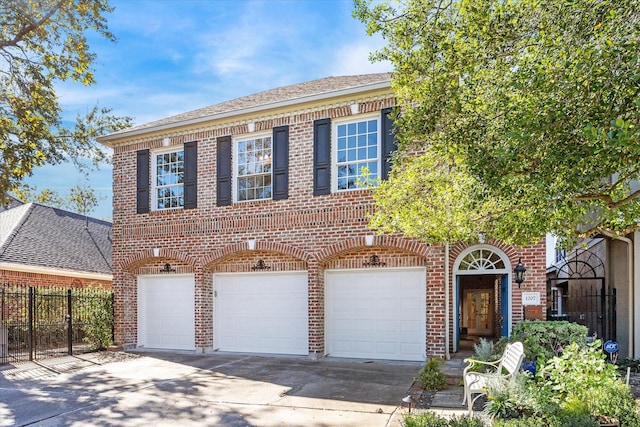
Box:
0, 0, 66, 49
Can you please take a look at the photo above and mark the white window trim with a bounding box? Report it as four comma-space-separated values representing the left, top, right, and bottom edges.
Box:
232, 131, 273, 203
151, 145, 184, 211
331, 113, 381, 193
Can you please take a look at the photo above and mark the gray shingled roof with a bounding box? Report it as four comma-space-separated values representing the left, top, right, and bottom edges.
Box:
102, 73, 392, 140
0, 203, 112, 275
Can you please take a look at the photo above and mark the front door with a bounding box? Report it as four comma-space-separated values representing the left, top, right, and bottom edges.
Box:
464, 289, 493, 336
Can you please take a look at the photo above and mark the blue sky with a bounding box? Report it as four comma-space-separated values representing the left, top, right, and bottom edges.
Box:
26, 0, 392, 220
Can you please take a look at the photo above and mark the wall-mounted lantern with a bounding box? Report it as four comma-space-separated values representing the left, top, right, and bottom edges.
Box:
514, 258, 526, 288
252, 259, 271, 271
363, 254, 386, 267
160, 263, 175, 273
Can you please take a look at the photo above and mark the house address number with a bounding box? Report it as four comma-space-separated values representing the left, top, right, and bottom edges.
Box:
522, 292, 541, 306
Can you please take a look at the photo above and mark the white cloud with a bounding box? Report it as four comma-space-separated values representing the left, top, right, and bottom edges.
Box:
328, 34, 393, 76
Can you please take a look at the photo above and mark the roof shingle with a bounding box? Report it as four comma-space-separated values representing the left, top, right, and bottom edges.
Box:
102, 73, 392, 139
0, 203, 112, 275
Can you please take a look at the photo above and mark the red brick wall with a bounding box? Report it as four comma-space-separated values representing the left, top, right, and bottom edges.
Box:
1, 269, 112, 289
110, 95, 547, 357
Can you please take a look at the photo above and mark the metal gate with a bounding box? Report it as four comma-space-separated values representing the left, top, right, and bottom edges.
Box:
547, 250, 616, 342
1, 286, 114, 364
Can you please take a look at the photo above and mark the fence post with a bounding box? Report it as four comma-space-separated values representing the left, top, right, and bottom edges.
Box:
28, 287, 34, 361
67, 289, 73, 356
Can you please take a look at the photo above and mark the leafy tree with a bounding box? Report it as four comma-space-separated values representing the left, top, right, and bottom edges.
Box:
66, 181, 101, 215
0, 0, 132, 203
12, 181, 104, 216
11, 183, 65, 207
354, 0, 640, 246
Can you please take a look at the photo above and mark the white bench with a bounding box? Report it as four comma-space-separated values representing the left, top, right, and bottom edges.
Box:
462, 341, 525, 413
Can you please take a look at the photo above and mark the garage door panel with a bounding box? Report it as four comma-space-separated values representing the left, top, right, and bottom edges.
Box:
138, 275, 195, 351
326, 268, 426, 361
215, 272, 308, 355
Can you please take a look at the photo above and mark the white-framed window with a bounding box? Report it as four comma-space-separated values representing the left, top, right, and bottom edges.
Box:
152, 147, 184, 210
333, 115, 380, 191
235, 134, 272, 202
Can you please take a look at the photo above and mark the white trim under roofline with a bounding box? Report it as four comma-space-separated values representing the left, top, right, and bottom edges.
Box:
0, 262, 112, 281
98, 80, 392, 145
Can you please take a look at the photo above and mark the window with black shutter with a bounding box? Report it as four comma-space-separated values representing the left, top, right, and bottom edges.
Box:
313, 118, 331, 195
272, 125, 289, 200
136, 149, 150, 214
381, 107, 397, 180
217, 135, 232, 206
183, 141, 197, 209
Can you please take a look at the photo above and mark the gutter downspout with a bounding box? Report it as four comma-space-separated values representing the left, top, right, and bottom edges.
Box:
445, 242, 451, 360
599, 231, 633, 359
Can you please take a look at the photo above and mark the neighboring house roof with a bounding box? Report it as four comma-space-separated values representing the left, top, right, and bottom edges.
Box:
1, 195, 24, 212
99, 73, 392, 144
0, 202, 112, 278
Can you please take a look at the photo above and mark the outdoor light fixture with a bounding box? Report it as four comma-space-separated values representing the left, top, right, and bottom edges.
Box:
402, 395, 415, 413
514, 258, 526, 287
363, 254, 386, 267
160, 263, 175, 273
252, 259, 271, 271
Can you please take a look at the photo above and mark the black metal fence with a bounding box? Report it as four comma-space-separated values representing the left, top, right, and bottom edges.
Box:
549, 282, 617, 342
1, 285, 114, 364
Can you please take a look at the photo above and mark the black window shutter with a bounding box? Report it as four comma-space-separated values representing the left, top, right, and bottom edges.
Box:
217, 136, 232, 206
313, 118, 331, 195
183, 141, 197, 209
272, 125, 289, 200
136, 149, 150, 214
381, 107, 397, 180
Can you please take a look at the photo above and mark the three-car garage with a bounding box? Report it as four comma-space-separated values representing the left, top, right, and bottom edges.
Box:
137, 267, 427, 361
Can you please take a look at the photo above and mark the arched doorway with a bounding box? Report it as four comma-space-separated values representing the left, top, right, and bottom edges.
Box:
453, 245, 512, 352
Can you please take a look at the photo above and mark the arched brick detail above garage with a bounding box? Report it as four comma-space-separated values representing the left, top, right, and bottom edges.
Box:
202, 240, 312, 271
317, 235, 431, 265
119, 248, 197, 273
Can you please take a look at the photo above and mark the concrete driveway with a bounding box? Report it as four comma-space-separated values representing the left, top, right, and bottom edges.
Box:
0, 351, 422, 426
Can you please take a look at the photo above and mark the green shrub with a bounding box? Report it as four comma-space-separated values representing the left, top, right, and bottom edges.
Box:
587, 381, 640, 427
418, 357, 447, 391
483, 373, 535, 420
617, 358, 640, 374
403, 412, 448, 427
539, 340, 618, 400
473, 338, 497, 362
446, 415, 486, 427
508, 320, 588, 363
535, 340, 640, 425
493, 414, 598, 427
80, 290, 114, 350
402, 412, 486, 427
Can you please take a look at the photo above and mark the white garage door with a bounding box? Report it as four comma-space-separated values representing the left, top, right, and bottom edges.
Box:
325, 268, 426, 361
137, 275, 195, 350
214, 271, 308, 355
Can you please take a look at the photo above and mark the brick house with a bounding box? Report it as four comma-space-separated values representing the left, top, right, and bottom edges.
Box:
98, 73, 546, 361
0, 197, 112, 289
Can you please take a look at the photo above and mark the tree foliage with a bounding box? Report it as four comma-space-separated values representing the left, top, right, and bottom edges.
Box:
355, 0, 640, 246
0, 0, 132, 202
12, 181, 103, 216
